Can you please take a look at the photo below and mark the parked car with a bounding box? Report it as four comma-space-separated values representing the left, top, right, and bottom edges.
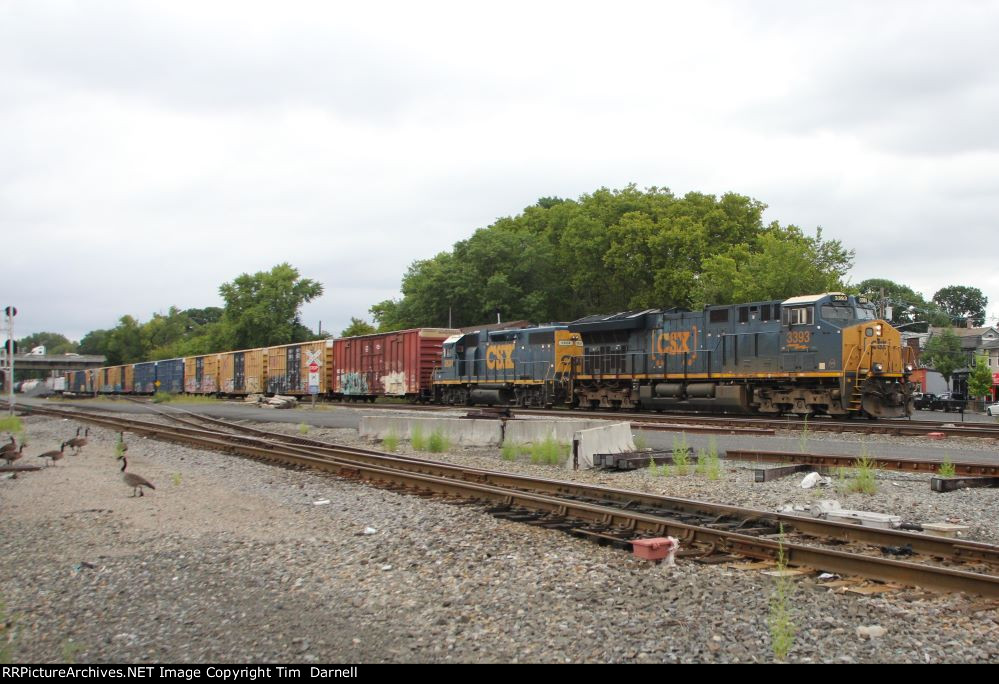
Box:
913, 392, 937, 410
931, 392, 967, 412
986, 401, 999, 417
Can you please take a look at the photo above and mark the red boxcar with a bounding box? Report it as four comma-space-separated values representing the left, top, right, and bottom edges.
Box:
332, 328, 456, 401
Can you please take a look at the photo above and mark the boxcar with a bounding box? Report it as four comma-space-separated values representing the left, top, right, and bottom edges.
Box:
133, 361, 158, 394
266, 340, 333, 396
155, 358, 186, 394
333, 328, 457, 402
65, 370, 93, 394
98, 365, 133, 394
218, 347, 267, 395
184, 354, 221, 394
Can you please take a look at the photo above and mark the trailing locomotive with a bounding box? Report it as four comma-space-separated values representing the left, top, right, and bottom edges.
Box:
567, 292, 915, 418
433, 325, 582, 407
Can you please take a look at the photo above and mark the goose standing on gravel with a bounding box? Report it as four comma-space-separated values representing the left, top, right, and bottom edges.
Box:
0, 436, 17, 460
119, 456, 155, 497
66, 428, 89, 455
38, 443, 66, 467
2, 444, 24, 466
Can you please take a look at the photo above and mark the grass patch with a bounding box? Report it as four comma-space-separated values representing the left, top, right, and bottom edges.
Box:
672, 433, 690, 475
297, 422, 310, 435
768, 526, 796, 661
938, 456, 956, 478
530, 438, 567, 466
410, 426, 426, 451
171, 473, 182, 487
114, 434, 126, 459
382, 432, 399, 452
798, 414, 809, 453
847, 445, 878, 495
502, 443, 519, 461
705, 436, 721, 480
633, 432, 648, 451
427, 429, 450, 453
0, 416, 23, 434
153, 392, 221, 404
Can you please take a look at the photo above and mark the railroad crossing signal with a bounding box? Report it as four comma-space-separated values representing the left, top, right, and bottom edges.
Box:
4, 306, 15, 318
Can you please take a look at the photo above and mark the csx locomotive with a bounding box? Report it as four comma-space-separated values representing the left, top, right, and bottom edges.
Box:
434, 293, 916, 418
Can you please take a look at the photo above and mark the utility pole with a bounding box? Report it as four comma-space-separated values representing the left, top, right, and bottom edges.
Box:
4, 306, 15, 416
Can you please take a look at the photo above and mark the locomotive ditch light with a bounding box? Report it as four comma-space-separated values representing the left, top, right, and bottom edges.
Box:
905, 364, 914, 373
873, 363, 884, 373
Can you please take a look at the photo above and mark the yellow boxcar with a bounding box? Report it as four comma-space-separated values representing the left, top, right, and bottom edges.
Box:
184, 354, 221, 393
218, 347, 268, 395
98, 365, 131, 393
265, 339, 333, 395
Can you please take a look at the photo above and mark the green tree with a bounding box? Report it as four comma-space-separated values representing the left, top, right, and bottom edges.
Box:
341, 317, 377, 337
104, 315, 148, 365
933, 286, 988, 327
922, 328, 965, 389
16, 332, 77, 355
78, 329, 111, 356
374, 185, 845, 328
217, 263, 324, 349
693, 225, 853, 306
967, 354, 994, 404
854, 279, 949, 329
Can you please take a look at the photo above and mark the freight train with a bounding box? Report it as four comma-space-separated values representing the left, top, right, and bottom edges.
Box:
66, 328, 457, 402
66, 293, 915, 418
432, 293, 916, 418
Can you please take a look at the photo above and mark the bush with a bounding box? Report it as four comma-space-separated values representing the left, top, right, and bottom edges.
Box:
410, 426, 426, 451
428, 430, 450, 453
383, 432, 399, 452
530, 438, 566, 466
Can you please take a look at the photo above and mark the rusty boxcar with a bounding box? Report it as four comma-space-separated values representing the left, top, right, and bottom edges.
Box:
333, 328, 456, 401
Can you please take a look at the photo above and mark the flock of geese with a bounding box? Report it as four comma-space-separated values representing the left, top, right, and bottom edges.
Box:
1, 427, 156, 497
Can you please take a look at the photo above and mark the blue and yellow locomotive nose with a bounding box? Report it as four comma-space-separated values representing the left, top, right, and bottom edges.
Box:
841, 317, 915, 417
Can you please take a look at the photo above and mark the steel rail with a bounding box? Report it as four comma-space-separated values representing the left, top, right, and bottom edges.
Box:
19, 402, 999, 596
727, 449, 999, 477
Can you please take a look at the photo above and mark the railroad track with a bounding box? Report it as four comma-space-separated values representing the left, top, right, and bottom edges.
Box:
15, 401, 999, 598
37, 395, 999, 439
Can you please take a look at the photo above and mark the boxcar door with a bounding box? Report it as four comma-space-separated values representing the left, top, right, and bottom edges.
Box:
234, 352, 245, 392
195, 357, 204, 391
287, 346, 301, 392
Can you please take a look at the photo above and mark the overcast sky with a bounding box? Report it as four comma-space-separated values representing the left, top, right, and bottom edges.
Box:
2, 1, 998, 343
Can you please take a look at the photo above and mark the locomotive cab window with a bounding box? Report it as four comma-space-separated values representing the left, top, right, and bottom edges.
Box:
820, 305, 854, 323
782, 306, 814, 326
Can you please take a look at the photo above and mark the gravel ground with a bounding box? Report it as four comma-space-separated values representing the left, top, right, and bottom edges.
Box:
1, 414, 998, 664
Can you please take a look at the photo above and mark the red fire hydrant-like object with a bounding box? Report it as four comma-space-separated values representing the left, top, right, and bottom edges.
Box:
631, 536, 680, 566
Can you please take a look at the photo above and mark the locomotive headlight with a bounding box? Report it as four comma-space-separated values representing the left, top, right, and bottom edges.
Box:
875, 324, 883, 336
905, 364, 914, 373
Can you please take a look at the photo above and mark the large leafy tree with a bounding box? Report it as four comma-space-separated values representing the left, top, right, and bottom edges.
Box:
217, 263, 324, 349
371, 185, 852, 329
932, 286, 988, 327
922, 328, 965, 389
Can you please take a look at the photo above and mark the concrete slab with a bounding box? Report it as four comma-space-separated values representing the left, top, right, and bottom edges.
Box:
571, 422, 635, 469
358, 416, 503, 447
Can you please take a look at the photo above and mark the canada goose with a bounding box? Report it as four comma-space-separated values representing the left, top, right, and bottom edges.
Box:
2, 444, 24, 466
66, 427, 89, 455
39, 443, 66, 466
0, 436, 17, 458
119, 457, 155, 497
